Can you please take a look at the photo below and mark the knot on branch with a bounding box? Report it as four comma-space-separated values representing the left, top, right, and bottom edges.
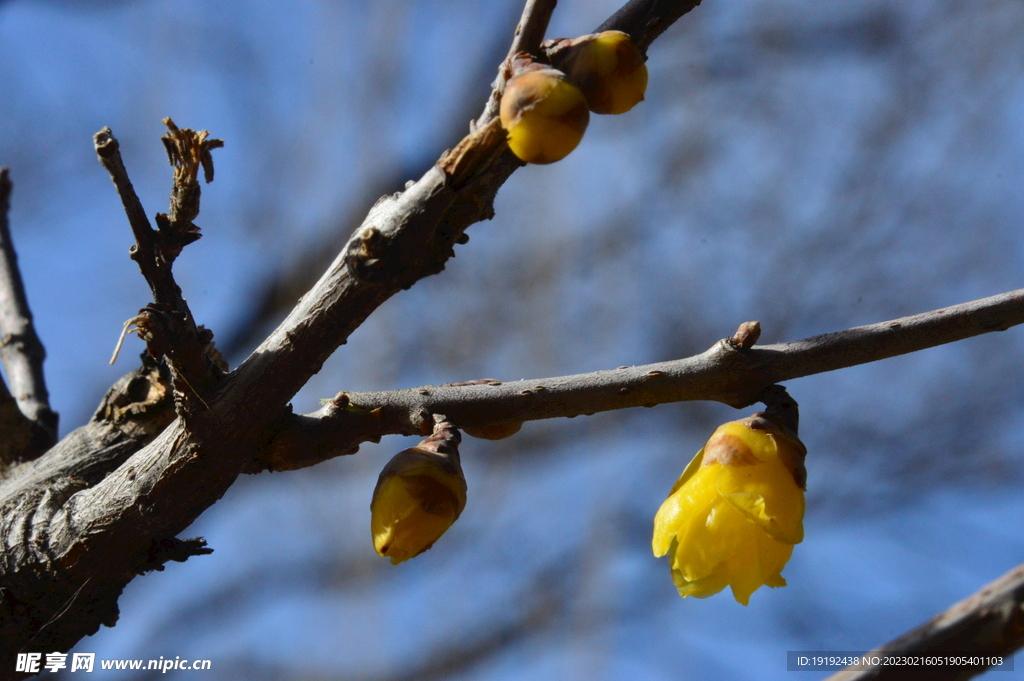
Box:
344, 226, 393, 283
113, 305, 225, 416
96, 355, 175, 438
0, 332, 46, 361
137, 537, 213, 574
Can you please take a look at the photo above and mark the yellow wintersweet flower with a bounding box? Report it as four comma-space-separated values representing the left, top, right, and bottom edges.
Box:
371, 424, 467, 565
652, 414, 807, 605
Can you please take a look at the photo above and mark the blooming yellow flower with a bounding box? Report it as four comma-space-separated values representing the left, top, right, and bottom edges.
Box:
652, 415, 807, 605
371, 438, 467, 565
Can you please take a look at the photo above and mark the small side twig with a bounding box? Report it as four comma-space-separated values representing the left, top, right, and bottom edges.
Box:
596, 0, 704, 54
93, 128, 167, 303
825, 563, 1024, 681
0, 168, 58, 458
476, 0, 559, 128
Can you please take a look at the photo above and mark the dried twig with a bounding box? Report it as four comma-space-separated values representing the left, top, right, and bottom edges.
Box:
0, 168, 57, 459
93, 120, 221, 306
157, 117, 223, 260
93, 129, 166, 302
825, 563, 1024, 681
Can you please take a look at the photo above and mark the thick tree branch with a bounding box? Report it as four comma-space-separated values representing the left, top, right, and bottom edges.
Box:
0, 168, 57, 463
825, 563, 1024, 681
0, 359, 175, 661
261, 287, 1024, 471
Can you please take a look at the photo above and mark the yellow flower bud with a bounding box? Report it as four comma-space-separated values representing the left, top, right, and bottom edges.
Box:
551, 30, 648, 115
500, 64, 590, 164
652, 414, 806, 605
371, 423, 467, 565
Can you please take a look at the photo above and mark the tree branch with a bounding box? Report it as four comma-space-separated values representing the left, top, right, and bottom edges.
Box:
0, 168, 57, 462
0, 369, 42, 474
93, 130, 167, 304
0, 0, 706, 663
509, 0, 558, 58
94, 126, 226, 415
230, 0, 706, 421
260, 287, 1024, 471
476, 0, 559, 127
596, 0, 703, 54
825, 563, 1024, 681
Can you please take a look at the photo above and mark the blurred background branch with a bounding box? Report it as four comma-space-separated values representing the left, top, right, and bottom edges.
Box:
0, 167, 56, 465
827, 562, 1024, 681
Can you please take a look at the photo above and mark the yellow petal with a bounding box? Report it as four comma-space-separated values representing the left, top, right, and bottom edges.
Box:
672, 562, 730, 599
717, 460, 805, 544
672, 492, 746, 582
722, 528, 794, 605
668, 447, 706, 497
715, 421, 779, 462
652, 448, 706, 556
652, 493, 684, 557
